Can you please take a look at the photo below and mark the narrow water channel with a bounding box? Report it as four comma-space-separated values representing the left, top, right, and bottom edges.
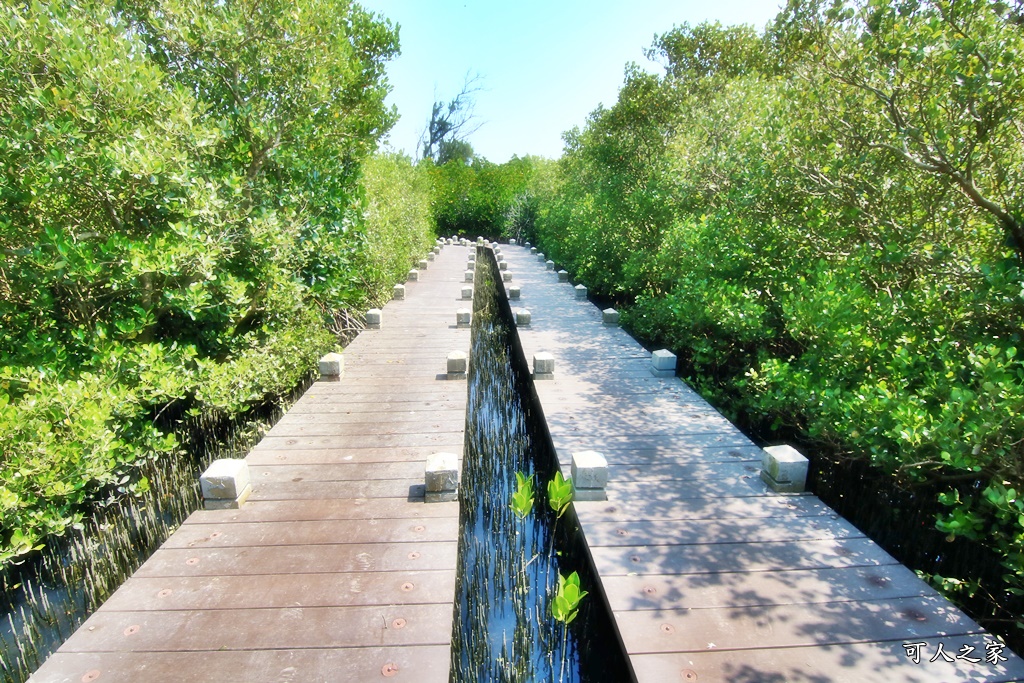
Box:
449, 248, 631, 682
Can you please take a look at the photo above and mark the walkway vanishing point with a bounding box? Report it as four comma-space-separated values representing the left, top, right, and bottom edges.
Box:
30, 240, 1024, 682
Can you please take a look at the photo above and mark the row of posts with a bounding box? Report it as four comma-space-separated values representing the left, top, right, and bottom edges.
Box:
198, 236, 808, 511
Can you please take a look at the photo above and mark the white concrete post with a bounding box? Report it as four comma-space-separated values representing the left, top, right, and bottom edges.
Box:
461, 286, 473, 300
530, 247, 538, 255
537, 252, 546, 262
319, 352, 344, 381
425, 452, 459, 503
465, 270, 475, 283
761, 445, 809, 493
502, 271, 513, 282
557, 269, 569, 282
446, 351, 468, 380
602, 308, 619, 326
650, 349, 677, 377
498, 261, 508, 270
516, 309, 531, 327
456, 308, 472, 328
200, 459, 252, 510
533, 352, 554, 380
509, 239, 517, 245
393, 284, 406, 300
418, 259, 428, 270
508, 286, 521, 300
545, 260, 555, 271
366, 308, 382, 330
407, 269, 419, 282
575, 284, 588, 300
571, 451, 608, 501
426, 252, 436, 262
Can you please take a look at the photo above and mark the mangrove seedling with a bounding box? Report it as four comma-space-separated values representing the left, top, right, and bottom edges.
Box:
551, 570, 588, 624
511, 471, 535, 519
547, 471, 573, 519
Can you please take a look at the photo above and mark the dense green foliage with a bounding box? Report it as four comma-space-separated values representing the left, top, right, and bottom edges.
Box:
0, 0, 432, 564
428, 152, 550, 240
533, 0, 1024, 631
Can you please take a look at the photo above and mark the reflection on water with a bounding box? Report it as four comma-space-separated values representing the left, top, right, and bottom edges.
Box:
449, 250, 631, 682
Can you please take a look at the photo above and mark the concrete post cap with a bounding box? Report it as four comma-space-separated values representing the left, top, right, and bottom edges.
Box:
200, 458, 251, 500
318, 352, 344, 378
533, 352, 555, 376
446, 351, 468, 375
571, 451, 608, 489
761, 444, 809, 493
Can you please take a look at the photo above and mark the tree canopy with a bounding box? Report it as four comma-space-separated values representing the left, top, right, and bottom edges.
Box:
0, 0, 432, 564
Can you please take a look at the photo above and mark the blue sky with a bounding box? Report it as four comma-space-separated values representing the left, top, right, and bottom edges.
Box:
358, 0, 785, 163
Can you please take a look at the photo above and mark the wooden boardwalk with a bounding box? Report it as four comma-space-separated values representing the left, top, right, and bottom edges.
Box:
27, 238, 1024, 682
500, 244, 1024, 682
29, 245, 472, 683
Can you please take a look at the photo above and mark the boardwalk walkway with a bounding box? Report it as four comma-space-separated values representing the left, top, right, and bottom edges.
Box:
27, 238, 1024, 682
30, 245, 472, 683
500, 243, 1024, 682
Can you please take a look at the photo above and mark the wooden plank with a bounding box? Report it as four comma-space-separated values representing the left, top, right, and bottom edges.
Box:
582, 475, 773, 500
58, 603, 454, 652
544, 411, 743, 437
132, 542, 459, 579
249, 461, 433, 481
629, 637, 1024, 683
274, 403, 462, 419
581, 514, 864, 548
246, 446, 463, 465
550, 432, 756, 453
575, 443, 764, 465
248, 478, 427, 501
589, 534, 896, 578
573, 494, 832, 523
186, 498, 458, 523
557, 460, 761, 482
614, 594, 982, 654
600, 564, 933, 612
298, 386, 466, 400
265, 419, 463, 438
30, 646, 452, 683
98, 570, 457, 612
163, 518, 458, 549
253, 432, 464, 450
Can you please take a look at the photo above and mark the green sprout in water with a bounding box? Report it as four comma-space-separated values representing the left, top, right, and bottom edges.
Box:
510, 471, 535, 519
547, 471, 573, 519
552, 571, 588, 624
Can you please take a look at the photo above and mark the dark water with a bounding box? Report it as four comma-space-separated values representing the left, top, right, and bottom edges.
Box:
449, 250, 632, 682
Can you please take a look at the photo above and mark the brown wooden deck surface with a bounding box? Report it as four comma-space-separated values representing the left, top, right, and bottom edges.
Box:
29, 244, 471, 683
501, 243, 1024, 683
